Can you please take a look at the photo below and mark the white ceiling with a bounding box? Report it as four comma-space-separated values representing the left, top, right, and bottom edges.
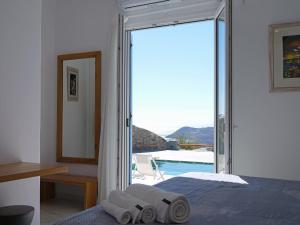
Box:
118, 0, 223, 30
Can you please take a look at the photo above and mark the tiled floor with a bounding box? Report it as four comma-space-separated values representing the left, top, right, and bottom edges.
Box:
41, 199, 83, 225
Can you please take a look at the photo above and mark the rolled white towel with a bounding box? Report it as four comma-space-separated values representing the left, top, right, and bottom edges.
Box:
126, 184, 190, 224
108, 190, 156, 224
101, 200, 131, 224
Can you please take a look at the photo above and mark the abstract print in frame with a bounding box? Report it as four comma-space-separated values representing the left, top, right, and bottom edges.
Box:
269, 22, 300, 91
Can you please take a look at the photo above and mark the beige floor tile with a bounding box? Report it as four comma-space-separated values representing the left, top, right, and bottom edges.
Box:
41, 199, 82, 225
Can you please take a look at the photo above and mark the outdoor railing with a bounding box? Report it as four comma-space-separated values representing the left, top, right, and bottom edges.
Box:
179, 143, 213, 150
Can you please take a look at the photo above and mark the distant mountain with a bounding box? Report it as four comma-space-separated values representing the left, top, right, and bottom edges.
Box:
166, 127, 213, 145
132, 125, 178, 153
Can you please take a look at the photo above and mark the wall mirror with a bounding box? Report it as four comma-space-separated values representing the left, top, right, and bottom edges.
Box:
57, 51, 101, 164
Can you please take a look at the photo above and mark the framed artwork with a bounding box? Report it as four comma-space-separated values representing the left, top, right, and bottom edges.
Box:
269, 22, 300, 91
67, 66, 79, 101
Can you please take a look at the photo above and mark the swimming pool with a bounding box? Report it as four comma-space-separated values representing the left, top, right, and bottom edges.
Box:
156, 160, 213, 175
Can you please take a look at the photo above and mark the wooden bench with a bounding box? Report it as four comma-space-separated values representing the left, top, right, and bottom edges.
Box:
41, 173, 97, 209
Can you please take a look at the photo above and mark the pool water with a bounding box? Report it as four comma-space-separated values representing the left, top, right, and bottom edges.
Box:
156, 160, 213, 175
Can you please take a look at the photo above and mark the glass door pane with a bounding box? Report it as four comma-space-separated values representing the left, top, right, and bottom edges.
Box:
216, 8, 226, 173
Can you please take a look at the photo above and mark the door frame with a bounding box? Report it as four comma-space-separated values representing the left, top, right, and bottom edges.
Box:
214, 0, 232, 174
119, 0, 233, 186
117, 15, 132, 189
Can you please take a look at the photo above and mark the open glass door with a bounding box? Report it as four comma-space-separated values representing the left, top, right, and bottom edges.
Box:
122, 1, 231, 185
215, 1, 231, 173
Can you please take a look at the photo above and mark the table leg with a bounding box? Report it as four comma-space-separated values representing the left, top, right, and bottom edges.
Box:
84, 182, 97, 209
40, 181, 55, 201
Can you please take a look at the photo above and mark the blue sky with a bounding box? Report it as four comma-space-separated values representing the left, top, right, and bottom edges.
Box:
132, 21, 215, 136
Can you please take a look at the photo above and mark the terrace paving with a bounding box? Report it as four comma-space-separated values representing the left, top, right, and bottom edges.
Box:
135, 149, 214, 164
132, 174, 174, 185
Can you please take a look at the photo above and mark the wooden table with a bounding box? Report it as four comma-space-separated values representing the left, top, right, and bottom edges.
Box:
0, 162, 68, 183
41, 173, 98, 209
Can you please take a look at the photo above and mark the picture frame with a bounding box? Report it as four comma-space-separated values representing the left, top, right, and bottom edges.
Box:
67, 66, 79, 101
269, 22, 300, 92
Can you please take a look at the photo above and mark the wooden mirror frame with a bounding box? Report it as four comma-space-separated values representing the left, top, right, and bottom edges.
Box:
56, 51, 101, 164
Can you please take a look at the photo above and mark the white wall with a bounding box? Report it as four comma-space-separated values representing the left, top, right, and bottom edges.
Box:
41, 0, 118, 175
0, 0, 42, 224
232, 0, 300, 181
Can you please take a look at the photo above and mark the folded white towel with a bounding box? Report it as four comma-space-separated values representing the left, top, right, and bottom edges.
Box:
126, 184, 190, 224
101, 200, 131, 224
108, 190, 156, 224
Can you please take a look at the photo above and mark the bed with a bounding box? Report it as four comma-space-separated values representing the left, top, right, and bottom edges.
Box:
54, 172, 300, 225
